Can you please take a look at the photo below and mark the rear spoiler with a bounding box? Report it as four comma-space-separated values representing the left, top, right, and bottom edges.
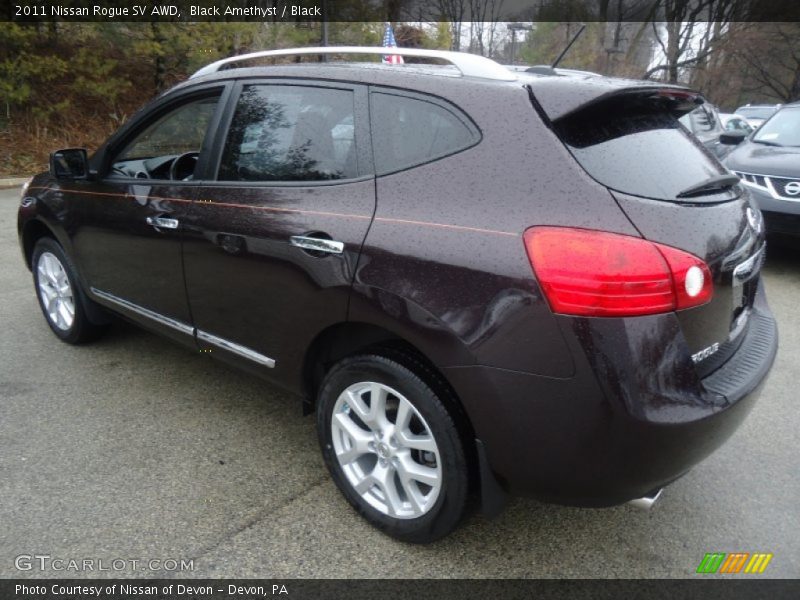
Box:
525, 73, 704, 121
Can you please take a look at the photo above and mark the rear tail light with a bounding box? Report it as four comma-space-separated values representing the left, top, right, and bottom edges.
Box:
523, 227, 713, 317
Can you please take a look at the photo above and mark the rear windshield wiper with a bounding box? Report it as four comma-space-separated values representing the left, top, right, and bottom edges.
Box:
676, 174, 741, 198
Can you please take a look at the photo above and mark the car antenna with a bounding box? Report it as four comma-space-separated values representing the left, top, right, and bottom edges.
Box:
552, 24, 586, 68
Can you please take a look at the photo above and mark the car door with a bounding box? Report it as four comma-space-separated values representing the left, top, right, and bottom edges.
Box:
70, 85, 228, 345
181, 80, 375, 385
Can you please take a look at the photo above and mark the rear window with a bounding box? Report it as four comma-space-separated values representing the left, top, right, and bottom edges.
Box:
555, 100, 728, 201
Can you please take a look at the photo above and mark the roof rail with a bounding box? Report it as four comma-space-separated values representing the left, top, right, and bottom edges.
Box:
190, 46, 517, 82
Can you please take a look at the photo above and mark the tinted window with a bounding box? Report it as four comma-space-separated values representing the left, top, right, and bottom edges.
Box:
371, 92, 478, 175
111, 95, 220, 179
218, 85, 357, 182
556, 103, 728, 201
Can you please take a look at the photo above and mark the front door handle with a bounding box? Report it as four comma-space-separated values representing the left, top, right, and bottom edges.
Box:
290, 235, 344, 255
146, 215, 179, 230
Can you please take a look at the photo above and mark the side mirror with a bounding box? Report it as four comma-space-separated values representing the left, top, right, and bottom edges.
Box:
50, 148, 89, 180
719, 130, 746, 146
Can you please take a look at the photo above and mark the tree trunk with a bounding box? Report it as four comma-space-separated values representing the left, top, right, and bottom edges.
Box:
152, 23, 166, 92
789, 66, 800, 102
667, 20, 680, 83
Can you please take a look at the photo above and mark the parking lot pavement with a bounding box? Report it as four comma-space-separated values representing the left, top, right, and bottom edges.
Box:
1, 185, 798, 579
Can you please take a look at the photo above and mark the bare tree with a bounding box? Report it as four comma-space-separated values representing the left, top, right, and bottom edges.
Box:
437, 0, 468, 50
467, 0, 506, 57
643, 0, 736, 83
734, 23, 800, 102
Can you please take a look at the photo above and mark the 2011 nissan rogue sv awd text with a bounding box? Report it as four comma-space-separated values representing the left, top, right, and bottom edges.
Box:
18, 47, 778, 542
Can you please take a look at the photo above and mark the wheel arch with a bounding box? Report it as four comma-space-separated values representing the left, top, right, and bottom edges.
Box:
302, 320, 481, 488
303, 322, 472, 429
303, 321, 408, 408
23, 220, 111, 326
21, 218, 58, 270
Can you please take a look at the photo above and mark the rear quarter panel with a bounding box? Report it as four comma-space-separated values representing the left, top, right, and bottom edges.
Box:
350, 80, 641, 377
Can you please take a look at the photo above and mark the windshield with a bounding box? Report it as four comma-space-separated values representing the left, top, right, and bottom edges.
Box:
555, 101, 729, 201
736, 106, 777, 120
752, 106, 800, 147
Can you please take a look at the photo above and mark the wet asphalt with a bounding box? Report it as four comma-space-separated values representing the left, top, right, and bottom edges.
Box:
0, 186, 798, 578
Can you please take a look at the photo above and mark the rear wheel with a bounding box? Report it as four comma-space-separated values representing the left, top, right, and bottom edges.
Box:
32, 238, 104, 344
317, 353, 469, 543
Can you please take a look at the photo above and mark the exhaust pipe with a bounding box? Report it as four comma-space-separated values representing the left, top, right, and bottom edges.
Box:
628, 488, 663, 511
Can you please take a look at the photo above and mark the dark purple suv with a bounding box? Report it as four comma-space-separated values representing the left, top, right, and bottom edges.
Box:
18, 47, 777, 543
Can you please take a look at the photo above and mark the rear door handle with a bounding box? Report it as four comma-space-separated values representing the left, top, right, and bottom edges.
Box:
290, 235, 344, 254
146, 215, 179, 230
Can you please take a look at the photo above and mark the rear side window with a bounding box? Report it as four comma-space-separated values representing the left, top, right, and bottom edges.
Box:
556, 100, 727, 201
218, 85, 357, 182
370, 92, 479, 175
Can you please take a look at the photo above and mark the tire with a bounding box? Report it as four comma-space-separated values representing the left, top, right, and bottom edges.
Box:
31, 238, 104, 344
317, 352, 469, 543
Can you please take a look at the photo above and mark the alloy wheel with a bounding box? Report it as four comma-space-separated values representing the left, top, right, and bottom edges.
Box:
330, 381, 442, 519
36, 251, 75, 331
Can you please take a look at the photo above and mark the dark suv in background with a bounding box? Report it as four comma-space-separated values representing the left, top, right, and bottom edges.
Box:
18, 47, 777, 542
726, 102, 800, 239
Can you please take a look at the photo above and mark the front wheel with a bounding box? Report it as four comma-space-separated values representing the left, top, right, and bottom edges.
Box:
317, 353, 469, 543
32, 238, 104, 344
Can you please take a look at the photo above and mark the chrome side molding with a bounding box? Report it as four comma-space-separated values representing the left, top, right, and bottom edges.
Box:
90, 288, 276, 368
197, 329, 276, 368
91, 288, 194, 335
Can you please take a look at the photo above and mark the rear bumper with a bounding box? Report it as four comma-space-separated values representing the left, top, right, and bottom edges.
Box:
445, 283, 778, 506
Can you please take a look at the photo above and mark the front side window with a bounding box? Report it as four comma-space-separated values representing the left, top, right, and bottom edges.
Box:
218, 85, 357, 182
370, 92, 479, 175
110, 94, 220, 180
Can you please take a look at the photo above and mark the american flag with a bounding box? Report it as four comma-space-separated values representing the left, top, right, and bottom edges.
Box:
382, 22, 404, 65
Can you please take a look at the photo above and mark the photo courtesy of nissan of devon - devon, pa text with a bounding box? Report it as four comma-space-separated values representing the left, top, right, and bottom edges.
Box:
18, 45, 778, 543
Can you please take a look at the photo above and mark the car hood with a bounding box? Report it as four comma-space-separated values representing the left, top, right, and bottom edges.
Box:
724, 142, 800, 177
